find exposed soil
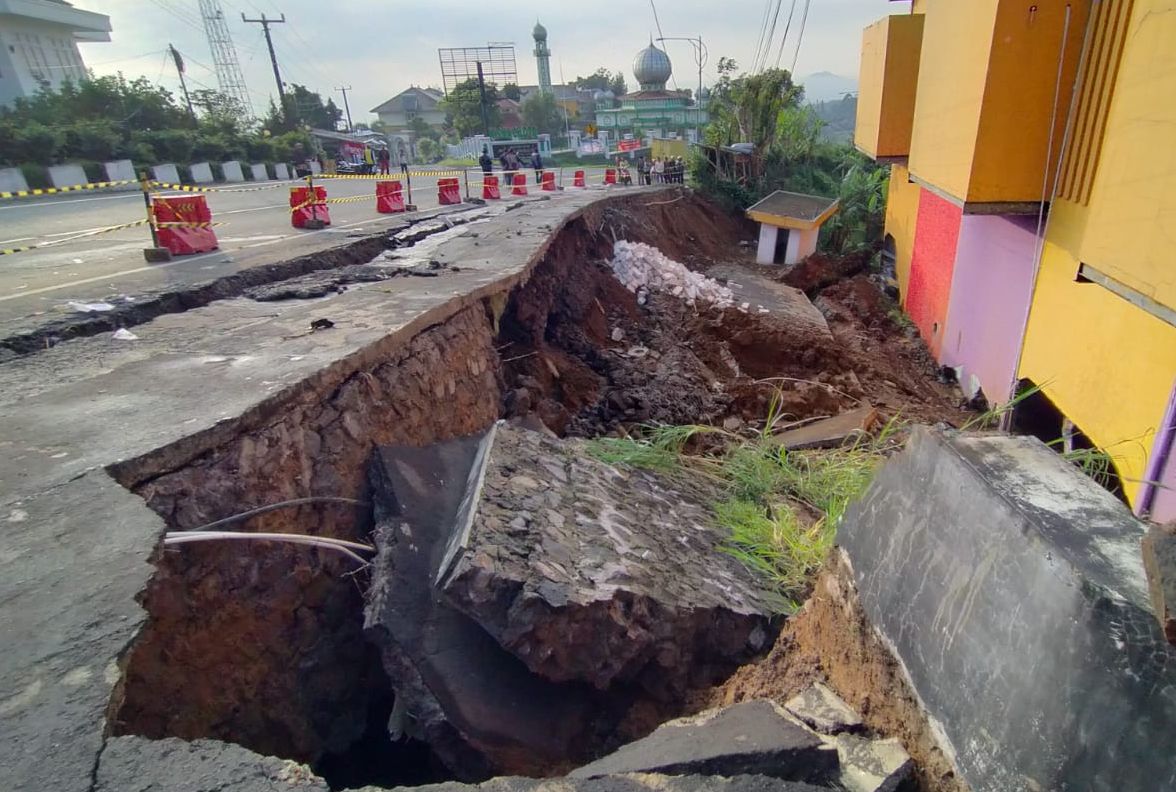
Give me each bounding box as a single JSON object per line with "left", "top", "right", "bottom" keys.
{"left": 705, "top": 552, "right": 969, "bottom": 792}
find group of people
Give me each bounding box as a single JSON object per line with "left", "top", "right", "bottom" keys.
{"left": 482, "top": 146, "right": 546, "bottom": 186}
{"left": 635, "top": 156, "right": 686, "bottom": 185}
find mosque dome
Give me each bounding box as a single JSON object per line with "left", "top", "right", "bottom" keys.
{"left": 633, "top": 43, "right": 672, "bottom": 90}
{"left": 533, "top": 21, "right": 547, "bottom": 40}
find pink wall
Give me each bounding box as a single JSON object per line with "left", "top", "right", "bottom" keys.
{"left": 1143, "top": 380, "right": 1176, "bottom": 522}
{"left": 941, "top": 214, "right": 1039, "bottom": 404}
{"left": 907, "top": 190, "right": 963, "bottom": 358}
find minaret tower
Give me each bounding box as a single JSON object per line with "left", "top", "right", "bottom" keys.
{"left": 533, "top": 21, "right": 552, "bottom": 93}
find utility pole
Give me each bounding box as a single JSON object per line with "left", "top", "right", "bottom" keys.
{"left": 476, "top": 61, "right": 491, "bottom": 136}
{"left": 335, "top": 85, "right": 353, "bottom": 131}
{"left": 241, "top": 12, "right": 289, "bottom": 121}
{"left": 168, "top": 43, "right": 196, "bottom": 122}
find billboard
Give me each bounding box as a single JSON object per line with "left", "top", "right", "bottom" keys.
{"left": 438, "top": 45, "right": 518, "bottom": 94}
{"left": 617, "top": 139, "right": 641, "bottom": 152}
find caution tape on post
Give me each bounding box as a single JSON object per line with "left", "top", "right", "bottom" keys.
{"left": 0, "top": 179, "right": 139, "bottom": 200}
{"left": 315, "top": 170, "right": 464, "bottom": 180}
{"left": 322, "top": 194, "right": 378, "bottom": 205}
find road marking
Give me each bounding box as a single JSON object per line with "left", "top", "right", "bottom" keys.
{"left": 0, "top": 216, "right": 393, "bottom": 302}
{"left": 0, "top": 237, "right": 35, "bottom": 245}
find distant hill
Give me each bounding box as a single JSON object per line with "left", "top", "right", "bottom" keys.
{"left": 799, "top": 71, "right": 858, "bottom": 103}
{"left": 810, "top": 95, "right": 857, "bottom": 145}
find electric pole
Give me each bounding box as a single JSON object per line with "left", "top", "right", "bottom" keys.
{"left": 476, "top": 61, "right": 490, "bottom": 136}
{"left": 168, "top": 43, "right": 196, "bottom": 122}
{"left": 336, "top": 85, "right": 353, "bottom": 131}
{"left": 241, "top": 12, "right": 289, "bottom": 122}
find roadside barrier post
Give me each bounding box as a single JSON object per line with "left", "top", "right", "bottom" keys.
{"left": 140, "top": 170, "right": 172, "bottom": 263}
{"left": 463, "top": 170, "right": 471, "bottom": 201}
{"left": 406, "top": 172, "right": 416, "bottom": 211}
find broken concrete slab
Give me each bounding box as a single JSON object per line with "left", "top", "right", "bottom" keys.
{"left": 831, "top": 735, "right": 913, "bottom": 792}
{"left": 361, "top": 775, "right": 831, "bottom": 792}
{"left": 707, "top": 264, "right": 831, "bottom": 340}
{"left": 0, "top": 471, "right": 162, "bottom": 792}
{"left": 1142, "top": 522, "right": 1176, "bottom": 645}
{"left": 94, "top": 736, "right": 328, "bottom": 792}
{"left": 784, "top": 683, "right": 863, "bottom": 735}
{"left": 363, "top": 428, "right": 613, "bottom": 778}
{"left": 568, "top": 700, "right": 839, "bottom": 784}
{"left": 771, "top": 406, "right": 880, "bottom": 451}
{"left": 438, "top": 423, "right": 774, "bottom": 697}
{"left": 839, "top": 426, "right": 1176, "bottom": 792}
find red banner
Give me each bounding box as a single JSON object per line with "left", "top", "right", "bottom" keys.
{"left": 618, "top": 139, "right": 640, "bottom": 152}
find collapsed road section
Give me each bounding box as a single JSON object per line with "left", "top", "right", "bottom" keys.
{"left": 2, "top": 184, "right": 1173, "bottom": 792}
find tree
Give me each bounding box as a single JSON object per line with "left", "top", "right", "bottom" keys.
{"left": 439, "top": 78, "right": 501, "bottom": 137}
{"left": 704, "top": 67, "right": 802, "bottom": 149}
{"left": 522, "top": 92, "right": 563, "bottom": 135}
{"left": 571, "top": 67, "right": 627, "bottom": 95}
{"left": 503, "top": 83, "right": 522, "bottom": 101}
{"left": 287, "top": 84, "right": 343, "bottom": 130}
{"left": 408, "top": 116, "right": 438, "bottom": 143}
{"left": 417, "top": 137, "right": 440, "bottom": 162}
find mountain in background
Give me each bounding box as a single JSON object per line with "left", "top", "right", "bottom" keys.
{"left": 799, "top": 71, "right": 858, "bottom": 103}
{"left": 810, "top": 95, "right": 858, "bottom": 145}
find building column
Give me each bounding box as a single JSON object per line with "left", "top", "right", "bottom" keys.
{"left": 756, "top": 224, "right": 779, "bottom": 265}
{"left": 782, "top": 227, "right": 819, "bottom": 264}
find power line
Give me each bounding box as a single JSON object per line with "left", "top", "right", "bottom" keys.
{"left": 775, "top": 0, "right": 799, "bottom": 69}
{"left": 791, "top": 0, "right": 813, "bottom": 75}
{"left": 761, "top": 0, "right": 785, "bottom": 73}
{"left": 751, "top": 0, "right": 773, "bottom": 73}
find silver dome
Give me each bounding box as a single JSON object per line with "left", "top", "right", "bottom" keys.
{"left": 533, "top": 21, "right": 547, "bottom": 40}
{"left": 633, "top": 43, "right": 672, "bottom": 90}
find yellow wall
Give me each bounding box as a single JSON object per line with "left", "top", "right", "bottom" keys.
{"left": 968, "top": 0, "right": 1089, "bottom": 203}
{"left": 884, "top": 163, "right": 922, "bottom": 298}
{"left": 907, "top": 0, "right": 996, "bottom": 201}
{"left": 651, "top": 139, "right": 688, "bottom": 159}
{"left": 855, "top": 15, "right": 925, "bottom": 159}
{"left": 1020, "top": 199, "right": 1176, "bottom": 507}
{"left": 1078, "top": 0, "right": 1176, "bottom": 311}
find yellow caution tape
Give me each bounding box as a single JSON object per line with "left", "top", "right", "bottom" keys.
{"left": 150, "top": 181, "right": 292, "bottom": 193}
{"left": 154, "top": 221, "right": 224, "bottom": 228}
{"left": 314, "top": 170, "right": 464, "bottom": 180}
{"left": 0, "top": 179, "right": 139, "bottom": 200}
{"left": 0, "top": 219, "right": 150, "bottom": 256}
{"left": 323, "top": 194, "right": 378, "bottom": 205}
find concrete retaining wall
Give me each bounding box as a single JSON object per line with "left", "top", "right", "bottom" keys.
{"left": 839, "top": 427, "right": 1176, "bottom": 792}
{"left": 151, "top": 164, "right": 180, "bottom": 185}
{"left": 49, "top": 164, "right": 87, "bottom": 189}
{"left": 221, "top": 161, "right": 244, "bottom": 182}
{"left": 250, "top": 163, "right": 268, "bottom": 181}
{"left": 190, "top": 162, "right": 214, "bottom": 184}
{"left": 274, "top": 163, "right": 290, "bottom": 180}
{"left": 0, "top": 167, "right": 28, "bottom": 193}
{"left": 103, "top": 159, "right": 136, "bottom": 183}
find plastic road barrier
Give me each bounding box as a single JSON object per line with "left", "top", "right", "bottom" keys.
{"left": 376, "top": 180, "right": 406, "bottom": 213}
{"left": 151, "top": 195, "right": 218, "bottom": 255}
{"left": 541, "top": 171, "right": 556, "bottom": 192}
{"left": 511, "top": 173, "right": 528, "bottom": 196}
{"left": 604, "top": 168, "right": 617, "bottom": 185}
{"left": 573, "top": 170, "right": 586, "bottom": 188}
{"left": 290, "top": 185, "right": 331, "bottom": 228}
{"left": 438, "top": 177, "right": 462, "bottom": 205}
{"left": 482, "top": 175, "right": 501, "bottom": 200}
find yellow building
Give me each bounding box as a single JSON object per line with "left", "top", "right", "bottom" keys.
{"left": 856, "top": 0, "right": 1176, "bottom": 520}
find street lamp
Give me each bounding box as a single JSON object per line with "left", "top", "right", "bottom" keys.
{"left": 656, "top": 35, "right": 707, "bottom": 108}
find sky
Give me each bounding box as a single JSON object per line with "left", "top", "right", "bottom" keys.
{"left": 78, "top": 0, "right": 905, "bottom": 123}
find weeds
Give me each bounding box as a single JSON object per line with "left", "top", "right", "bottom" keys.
{"left": 587, "top": 406, "right": 899, "bottom": 610}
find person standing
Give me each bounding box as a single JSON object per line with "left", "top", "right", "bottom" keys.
{"left": 378, "top": 147, "right": 390, "bottom": 176}
{"left": 530, "top": 149, "right": 544, "bottom": 184}
{"left": 479, "top": 146, "right": 494, "bottom": 177}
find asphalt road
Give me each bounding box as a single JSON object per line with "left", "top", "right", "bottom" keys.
{"left": 0, "top": 166, "right": 617, "bottom": 341}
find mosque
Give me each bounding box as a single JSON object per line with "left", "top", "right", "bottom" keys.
{"left": 593, "top": 42, "right": 709, "bottom": 141}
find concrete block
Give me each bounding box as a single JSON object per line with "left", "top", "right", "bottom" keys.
{"left": 839, "top": 426, "right": 1176, "bottom": 792}
{"left": 784, "top": 683, "right": 863, "bottom": 735}
{"left": 95, "top": 736, "right": 328, "bottom": 792}
{"left": 189, "top": 162, "right": 214, "bottom": 184}
{"left": 250, "top": 162, "right": 268, "bottom": 181}
{"left": 569, "top": 700, "right": 839, "bottom": 784}
{"left": 48, "top": 164, "right": 87, "bottom": 188}
{"left": 273, "top": 162, "right": 291, "bottom": 180}
{"left": 772, "top": 406, "right": 881, "bottom": 451}
{"left": 151, "top": 163, "right": 180, "bottom": 185}
{"left": 1142, "top": 522, "right": 1176, "bottom": 644}
{"left": 0, "top": 166, "right": 28, "bottom": 193}
{"left": 103, "top": 159, "right": 135, "bottom": 182}
{"left": 309, "top": 160, "right": 322, "bottom": 175}
{"left": 220, "top": 160, "right": 244, "bottom": 182}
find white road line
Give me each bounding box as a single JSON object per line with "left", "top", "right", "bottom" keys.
{"left": 0, "top": 237, "right": 35, "bottom": 245}
{"left": 0, "top": 216, "right": 394, "bottom": 302}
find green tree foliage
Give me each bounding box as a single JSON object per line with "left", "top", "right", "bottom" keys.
{"left": 261, "top": 84, "right": 342, "bottom": 132}
{"left": 522, "top": 92, "right": 563, "bottom": 134}
{"left": 0, "top": 75, "right": 311, "bottom": 171}
{"left": 695, "top": 60, "right": 888, "bottom": 255}
{"left": 417, "top": 137, "right": 440, "bottom": 162}
{"left": 439, "top": 78, "right": 501, "bottom": 137}
{"left": 408, "top": 116, "right": 439, "bottom": 144}
{"left": 571, "top": 67, "right": 626, "bottom": 95}
{"left": 502, "top": 83, "right": 522, "bottom": 101}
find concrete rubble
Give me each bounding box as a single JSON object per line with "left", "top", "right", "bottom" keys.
{"left": 568, "top": 700, "right": 838, "bottom": 784}
{"left": 438, "top": 423, "right": 775, "bottom": 696}
{"left": 1142, "top": 522, "right": 1176, "bottom": 645}
{"left": 610, "top": 240, "right": 735, "bottom": 309}
{"left": 784, "top": 683, "right": 864, "bottom": 735}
